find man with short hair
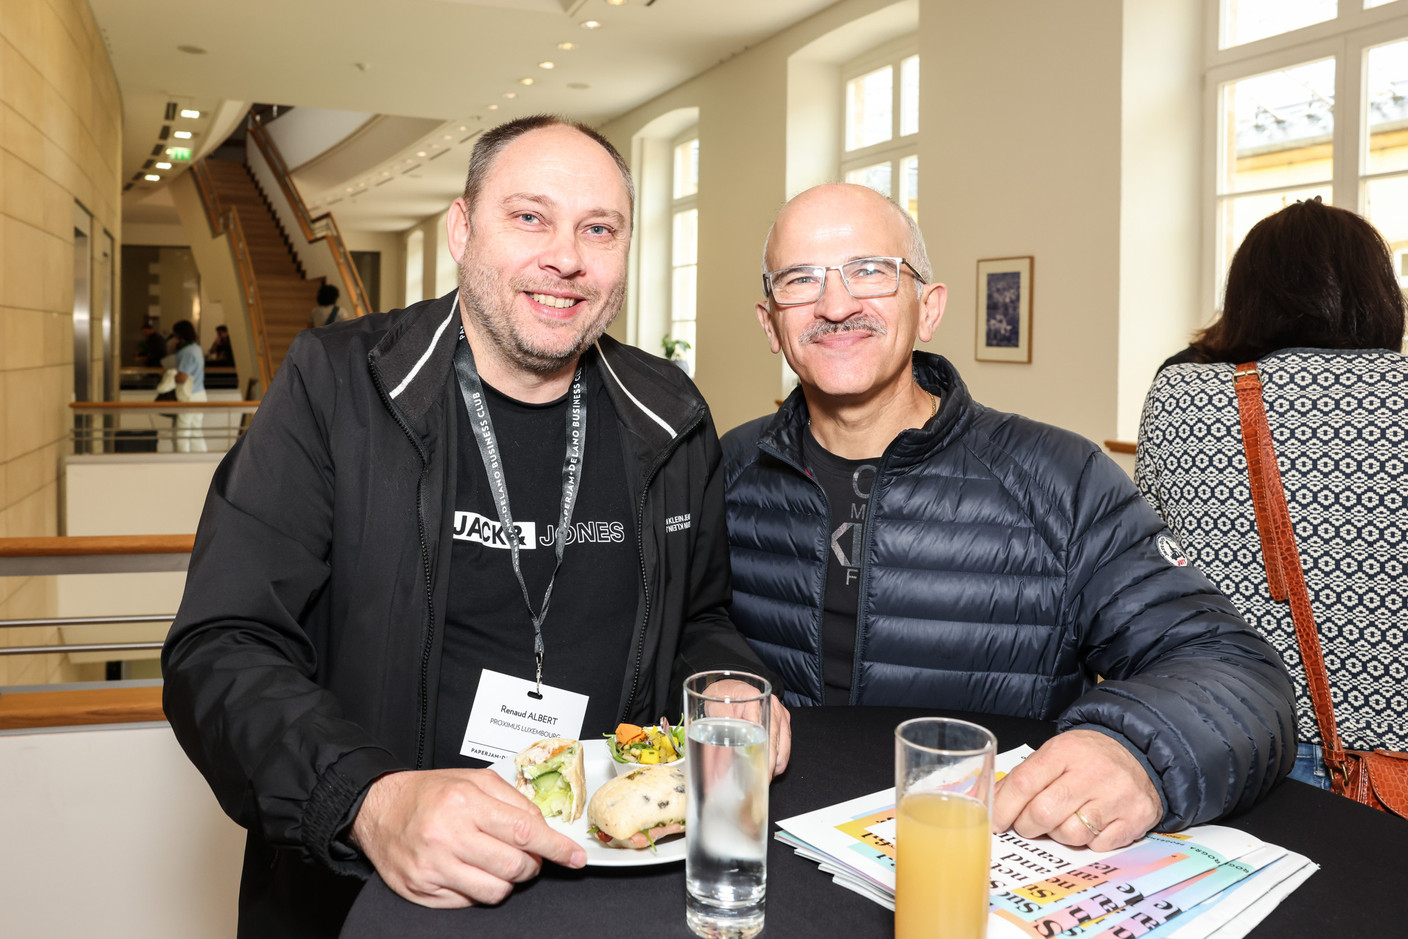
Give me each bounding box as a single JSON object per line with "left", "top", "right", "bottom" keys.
{"left": 723, "top": 183, "right": 1295, "bottom": 852}
{"left": 164, "top": 116, "right": 788, "bottom": 939}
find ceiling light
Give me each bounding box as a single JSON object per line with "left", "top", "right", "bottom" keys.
{"left": 416, "top": 151, "right": 427, "bottom": 157}
{"left": 442, "top": 134, "right": 453, "bottom": 140}
{"left": 606, "top": 0, "right": 626, "bottom": 5}
{"left": 580, "top": 20, "right": 601, "bottom": 29}
{"left": 539, "top": 61, "right": 555, "bottom": 70}
{"left": 155, "top": 161, "right": 172, "bottom": 169}
{"left": 179, "top": 108, "right": 200, "bottom": 119}
{"left": 173, "top": 130, "right": 192, "bottom": 139}
{"left": 459, "top": 125, "right": 468, "bottom": 131}
{"left": 557, "top": 41, "right": 576, "bottom": 51}
{"left": 144, "top": 174, "right": 161, "bottom": 181}
{"left": 488, "top": 104, "right": 499, "bottom": 110}
{"left": 518, "top": 77, "right": 534, "bottom": 85}
{"left": 503, "top": 92, "right": 517, "bottom": 99}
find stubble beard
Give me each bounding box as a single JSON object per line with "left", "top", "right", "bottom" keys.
{"left": 459, "top": 255, "right": 625, "bottom": 375}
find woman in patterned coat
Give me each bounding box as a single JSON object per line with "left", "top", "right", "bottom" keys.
{"left": 1136, "top": 197, "right": 1407, "bottom": 789}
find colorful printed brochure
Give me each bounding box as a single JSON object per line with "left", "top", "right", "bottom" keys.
{"left": 774, "top": 747, "right": 1317, "bottom": 939}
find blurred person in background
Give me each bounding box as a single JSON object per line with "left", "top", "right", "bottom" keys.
{"left": 1137, "top": 197, "right": 1408, "bottom": 789}
{"left": 309, "top": 283, "right": 350, "bottom": 328}
{"left": 170, "top": 319, "right": 207, "bottom": 453}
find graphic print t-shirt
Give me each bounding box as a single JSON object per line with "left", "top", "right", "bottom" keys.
{"left": 434, "top": 352, "right": 637, "bottom": 768}
{"left": 803, "top": 430, "right": 879, "bottom": 705}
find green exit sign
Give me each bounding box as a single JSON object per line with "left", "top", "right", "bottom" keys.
{"left": 166, "top": 147, "right": 193, "bottom": 161}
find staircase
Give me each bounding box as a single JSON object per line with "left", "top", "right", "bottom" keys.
{"left": 200, "top": 159, "right": 322, "bottom": 374}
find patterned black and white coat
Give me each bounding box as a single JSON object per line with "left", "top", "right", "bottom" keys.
{"left": 1136, "top": 347, "right": 1408, "bottom": 752}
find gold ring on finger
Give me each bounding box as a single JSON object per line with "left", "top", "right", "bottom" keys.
{"left": 1073, "top": 808, "right": 1102, "bottom": 837}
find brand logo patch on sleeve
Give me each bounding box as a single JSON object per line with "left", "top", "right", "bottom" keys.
{"left": 1156, "top": 533, "right": 1189, "bottom": 567}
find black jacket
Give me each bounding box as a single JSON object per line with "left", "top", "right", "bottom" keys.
{"left": 722, "top": 352, "right": 1296, "bottom": 831}
{"left": 162, "top": 292, "right": 774, "bottom": 938}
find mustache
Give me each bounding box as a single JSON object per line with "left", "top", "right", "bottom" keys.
{"left": 798, "top": 316, "right": 889, "bottom": 345}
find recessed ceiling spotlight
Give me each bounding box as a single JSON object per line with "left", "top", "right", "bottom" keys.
{"left": 144, "top": 174, "right": 161, "bottom": 181}
{"left": 416, "top": 151, "right": 427, "bottom": 157}
{"left": 539, "top": 61, "right": 555, "bottom": 70}
{"left": 459, "top": 125, "right": 468, "bottom": 131}
{"left": 179, "top": 108, "right": 201, "bottom": 119}
{"left": 405, "top": 158, "right": 414, "bottom": 164}
{"left": 173, "top": 130, "right": 192, "bottom": 139}
{"left": 567, "top": 82, "right": 590, "bottom": 90}
{"left": 177, "top": 44, "right": 206, "bottom": 54}
{"left": 488, "top": 104, "right": 500, "bottom": 110}
{"left": 442, "top": 134, "right": 453, "bottom": 140}
{"left": 382, "top": 171, "right": 391, "bottom": 176}
{"left": 155, "top": 161, "right": 172, "bottom": 169}
{"left": 503, "top": 91, "right": 517, "bottom": 99}
{"left": 580, "top": 20, "right": 601, "bottom": 29}
{"left": 606, "top": 0, "right": 626, "bottom": 5}
{"left": 557, "top": 41, "right": 576, "bottom": 51}
{"left": 518, "top": 77, "right": 534, "bottom": 85}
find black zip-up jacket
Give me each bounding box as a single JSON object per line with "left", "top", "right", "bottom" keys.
{"left": 722, "top": 352, "right": 1296, "bottom": 832}
{"left": 162, "top": 292, "right": 775, "bottom": 938}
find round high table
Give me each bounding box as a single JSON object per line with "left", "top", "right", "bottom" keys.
{"left": 340, "top": 706, "right": 1406, "bottom": 938}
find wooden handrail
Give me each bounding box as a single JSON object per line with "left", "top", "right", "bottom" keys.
{"left": 0, "top": 535, "right": 195, "bottom": 558}
{"left": 1104, "top": 440, "right": 1136, "bottom": 455}
{"left": 0, "top": 686, "right": 165, "bottom": 730}
{"left": 69, "top": 401, "right": 258, "bottom": 410}
{"left": 247, "top": 118, "right": 372, "bottom": 321}
{"left": 190, "top": 159, "right": 275, "bottom": 393}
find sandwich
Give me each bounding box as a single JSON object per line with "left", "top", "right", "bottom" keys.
{"left": 514, "top": 737, "right": 586, "bottom": 823}
{"left": 586, "top": 764, "right": 687, "bottom": 849}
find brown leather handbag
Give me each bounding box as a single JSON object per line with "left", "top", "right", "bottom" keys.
{"left": 1235, "top": 362, "right": 1408, "bottom": 818}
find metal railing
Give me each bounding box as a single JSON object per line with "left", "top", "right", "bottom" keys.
{"left": 0, "top": 534, "right": 193, "bottom": 658}
{"left": 68, "top": 400, "right": 259, "bottom": 454}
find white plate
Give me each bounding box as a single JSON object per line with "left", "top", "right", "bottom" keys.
{"left": 490, "top": 739, "right": 687, "bottom": 867}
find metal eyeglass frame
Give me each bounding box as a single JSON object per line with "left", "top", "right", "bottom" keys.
{"left": 762, "top": 256, "right": 927, "bottom": 306}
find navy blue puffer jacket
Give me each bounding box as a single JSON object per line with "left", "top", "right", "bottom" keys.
{"left": 722, "top": 353, "right": 1296, "bottom": 829}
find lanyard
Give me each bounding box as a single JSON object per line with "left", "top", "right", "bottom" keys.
{"left": 452, "top": 327, "right": 586, "bottom": 695}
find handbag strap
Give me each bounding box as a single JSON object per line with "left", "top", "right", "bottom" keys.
{"left": 1233, "top": 362, "right": 1351, "bottom": 789}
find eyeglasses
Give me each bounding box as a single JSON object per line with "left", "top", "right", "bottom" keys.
{"left": 762, "top": 256, "right": 926, "bottom": 306}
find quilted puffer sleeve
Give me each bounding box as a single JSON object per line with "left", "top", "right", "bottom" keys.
{"left": 1057, "top": 449, "right": 1296, "bottom": 830}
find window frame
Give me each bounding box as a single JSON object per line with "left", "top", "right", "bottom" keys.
{"left": 840, "top": 37, "right": 920, "bottom": 215}
{"left": 667, "top": 129, "right": 700, "bottom": 377}
{"left": 1203, "top": 0, "right": 1408, "bottom": 307}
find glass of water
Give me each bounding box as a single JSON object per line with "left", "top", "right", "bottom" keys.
{"left": 683, "top": 670, "right": 771, "bottom": 939}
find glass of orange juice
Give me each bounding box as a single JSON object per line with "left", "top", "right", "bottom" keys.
{"left": 894, "top": 717, "right": 997, "bottom": 939}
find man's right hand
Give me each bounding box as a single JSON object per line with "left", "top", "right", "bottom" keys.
{"left": 351, "top": 768, "right": 586, "bottom": 908}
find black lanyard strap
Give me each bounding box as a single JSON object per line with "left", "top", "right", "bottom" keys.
{"left": 453, "top": 321, "right": 585, "bottom": 694}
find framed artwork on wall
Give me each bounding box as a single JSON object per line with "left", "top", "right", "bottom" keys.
{"left": 975, "top": 256, "right": 1033, "bottom": 363}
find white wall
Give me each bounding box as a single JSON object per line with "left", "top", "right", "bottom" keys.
{"left": 0, "top": 723, "right": 244, "bottom": 939}
{"left": 600, "top": 0, "right": 1143, "bottom": 444}
{"left": 599, "top": 0, "right": 1210, "bottom": 450}
{"left": 1118, "top": 0, "right": 1204, "bottom": 441}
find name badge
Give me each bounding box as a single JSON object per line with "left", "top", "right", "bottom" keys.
{"left": 459, "top": 668, "right": 588, "bottom": 764}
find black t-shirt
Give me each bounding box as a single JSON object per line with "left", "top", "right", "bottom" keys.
{"left": 434, "top": 352, "right": 638, "bottom": 768}
{"left": 803, "top": 429, "right": 880, "bottom": 705}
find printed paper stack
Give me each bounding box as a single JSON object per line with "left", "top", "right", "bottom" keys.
{"left": 774, "top": 747, "right": 1317, "bottom": 939}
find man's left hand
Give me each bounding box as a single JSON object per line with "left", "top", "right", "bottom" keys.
{"left": 698, "top": 679, "right": 792, "bottom": 779}
{"left": 991, "top": 728, "right": 1161, "bottom": 851}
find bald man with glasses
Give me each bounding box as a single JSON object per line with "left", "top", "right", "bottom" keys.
{"left": 721, "top": 183, "right": 1296, "bottom": 852}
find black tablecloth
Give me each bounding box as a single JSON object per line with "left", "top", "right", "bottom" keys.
{"left": 340, "top": 707, "right": 1407, "bottom": 938}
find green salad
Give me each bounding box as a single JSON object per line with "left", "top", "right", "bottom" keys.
{"left": 605, "top": 718, "right": 686, "bottom": 765}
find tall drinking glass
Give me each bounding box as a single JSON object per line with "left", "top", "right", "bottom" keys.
{"left": 894, "top": 717, "right": 997, "bottom": 939}
{"left": 683, "top": 670, "right": 771, "bottom": 939}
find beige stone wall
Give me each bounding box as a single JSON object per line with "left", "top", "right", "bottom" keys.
{"left": 1, "top": 0, "right": 122, "bottom": 685}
